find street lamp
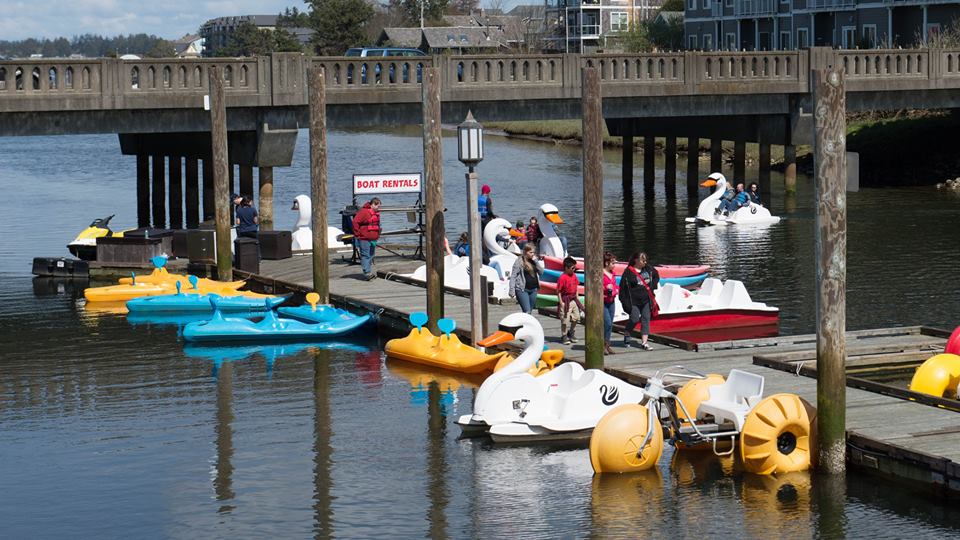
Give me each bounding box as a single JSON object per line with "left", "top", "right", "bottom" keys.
{"left": 457, "top": 111, "right": 485, "bottom": 346}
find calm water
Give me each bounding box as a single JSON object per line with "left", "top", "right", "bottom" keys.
{"left": 2, "top": 130, "right": 960, "bottom": 538}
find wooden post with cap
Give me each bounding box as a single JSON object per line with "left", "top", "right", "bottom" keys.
{"left": 209, "top": 65, "right": 232, "bottom": 282}
{"left": 582, "top": 67, "right": 604, "bottom": 370}
{"left": 422, "top": 66, "right": 444, "bottom": 333}
{"left": 308, "top": 67, "right": 329, "bottom": 303}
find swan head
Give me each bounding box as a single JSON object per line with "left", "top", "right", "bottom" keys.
{"left": 483, "top": 217, "right": 515, "bottom": 254}
{"left": 700, "top": 172, "right": 727, "bottom": 189}
{"left": 292, "top": 195, "right": 311, "bottom": 228}
{"left": 477, "top": 313, "right": 544, "bottom": 351}
{"left": 538, "top": 203, "right": 564, "bottom": 225}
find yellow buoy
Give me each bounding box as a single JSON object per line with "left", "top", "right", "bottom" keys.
{"left": 739, "top": 393, "right": 815, "bottom": 475}
{"left": 909, "top": 353, "right": 960, "bottom": 399}
{"left": 589, "top": 404, "right": 664, "bottom": 473}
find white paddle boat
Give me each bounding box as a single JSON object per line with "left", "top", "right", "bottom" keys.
{"left": 291, "top": 194, "right": 350, "bottom": 251}
{"left": 483, "top": 217, "right": 522, "bottom": 279}
{"left": 456, "top": 313, "right": 645, "bottom": 443}
{"left": 686, "top": 173, "right": 780, "bottom": 226}
{"left": 537, "top": 203, "right": 567, "bottom": 258}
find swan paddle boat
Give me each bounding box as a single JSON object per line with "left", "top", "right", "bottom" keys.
{"left": 385, "top": 313, "right": 512, "bottom": 374}
{"left": 291, "top": 194, "right": 350, "bottom": 251}
{"left": 182, "top": 298, "right": 371, "bottom": 343}
{"left": 536, "top": 204, "right": 567, "bottom": 258}
{"left": 125, "top": 278, "right": 287, "bottom": 314}
{"left": 590, "top": 366, "right": 815, "bottom": 476}
{"left": 686, "top": 172, "right": 781, "bottom": 226}
{"left": 277, "top": 292, "right": 365, "bottom": 324}
{"left": 484, "top": 218, "right": 522, "bottom": 278}
{"left": 455, "top": 313, "right": 646, "bottom": 443}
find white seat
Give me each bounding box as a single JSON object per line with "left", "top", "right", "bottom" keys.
{"left": 696, "top": 369, "right": 764, "bottom": 431}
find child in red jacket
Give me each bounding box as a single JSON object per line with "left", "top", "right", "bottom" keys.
{"left": 556, "top": 257, "right": 583, "bottom": 344}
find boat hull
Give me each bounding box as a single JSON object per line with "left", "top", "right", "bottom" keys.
{"left": 541, "top": 256, "right": 708, "bottom": 278}
{"left": 647, "top": 309, "right": 779, "bottom": 334}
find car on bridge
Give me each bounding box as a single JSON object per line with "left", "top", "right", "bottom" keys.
{"left": 344, "top": 47, "right": 426, "bottom": 84}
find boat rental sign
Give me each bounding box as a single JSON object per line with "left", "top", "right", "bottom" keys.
{"left": 353, "top": 173, "right": 422, "bottom": 195}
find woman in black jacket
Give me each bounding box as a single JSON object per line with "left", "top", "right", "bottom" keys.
{"left": 617, "top": 251, "right": 659, "bottom": 350}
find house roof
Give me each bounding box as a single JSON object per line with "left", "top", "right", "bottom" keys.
{"left": 378, "top": 27, "right": 424, "bottom": 48}
{"left": 421, "top": 26, "right": 506, "bottom": 49}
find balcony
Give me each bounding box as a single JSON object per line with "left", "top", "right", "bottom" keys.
{"left": 807, "top": 0, "right": 855, "bottom": 10}
{"left": 735, "top": 0, "right": 776, "bottom": 16}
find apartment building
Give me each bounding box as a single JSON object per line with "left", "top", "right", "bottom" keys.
{"left": 546, "top": 0, "right": 664, "bottom": 52}
{"left": 684, "top": 0, "right": 960, "bottom": 51}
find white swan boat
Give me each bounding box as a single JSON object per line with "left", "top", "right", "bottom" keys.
{"left": 484, "top": 217, "right": 522, "bottom": 278}
{"left": 537, "top": 203, "right": 567, "bottom": 258}
{"left": 456, "top": 313, "right": 646, "bottom": 443}
{"left": 686, "top": 173, "right": 781, "bottom": 226}
{"left": 291, "top": 194, "right": 350, "bottom": 251}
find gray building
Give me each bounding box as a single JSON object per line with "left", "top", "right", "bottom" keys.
{"left": 199, "top": 15, "right": 313, "bottom": 56}
{"left": 547, "top": 0, "right": 664, "bottom": 52}
{"left": 684, "top": 0, "right": 960, "bottom": 51}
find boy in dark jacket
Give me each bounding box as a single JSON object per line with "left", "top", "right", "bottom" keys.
{"left": 352, "top": 197, "right": 381, "bottom": 280}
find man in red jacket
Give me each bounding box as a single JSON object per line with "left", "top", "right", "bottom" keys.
{"left": 352, "top": 197, "right": 382, "bottom": 280}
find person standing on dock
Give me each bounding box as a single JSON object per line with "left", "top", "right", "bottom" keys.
{"left": 619, "top": 252, "right": 659, "bottom": 351}
{"left": 235, "top": 197, "right": 259, "bottom": 239}
{"left": 353, "top": 197, "right": 382, "bottom": 280}
{"left": 478, "top": 184, "right": 495, "bottom": 229}
{"left": 557, "top": 257, "right": 583, "bottom": 345}
{"left": 602, "top": 251, "right": 619, "bottom": 356}
{"left": 509, "top": 244, "right": 542, "bottom": 314}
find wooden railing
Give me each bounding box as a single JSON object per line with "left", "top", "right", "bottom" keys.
{"left": 2, "top": 47, "right": 960, "bottom": 113}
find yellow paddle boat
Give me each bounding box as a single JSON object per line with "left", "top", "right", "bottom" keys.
{"left": 85, "top": 274, "right": 271, "bottom": 303}
{"left": 117, "top": 257, "right": 245, "bottom": 290}
{"left": 385, "top": 314, "right": 510, "bottom": 374}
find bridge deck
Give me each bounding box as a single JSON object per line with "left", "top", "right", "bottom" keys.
{"left": 246, "top": 252, "right": 960, "bottom": 494}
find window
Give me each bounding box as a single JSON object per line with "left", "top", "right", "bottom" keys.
{"left": 702, "top": 0, "right": 709, "bottom": 8}
{"left": 841, "top": 26, "right": 856, "bottom": 48}
{"left": 703, "top": 33, "right": 714, "bottom": 49}
{"left": 797, "top": 27, "right": 809, "bottom": 48}
{"left": 725, "top": 0, "right": 733, "bottom": 7}
{"left": 725, "top": 32, "right": 737, "bottom": 50}
{"left": 688, "top": 0, "right": 696, "bottom": 9}
{"left": 688, "top": 34, "right": 698, "bottom": 49}
{"left": 611, "top": 12, "right": 629, "bottom": 32}
{"left": 780, "top": 31, "right": 791, "bottom": 49}
{"left": 863, "top": 24, "right": 877, "bottom": 48}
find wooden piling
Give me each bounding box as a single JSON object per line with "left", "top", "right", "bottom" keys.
{"left": 686, "top": 136, "right": 700, "bottom": 191}
{"left": 733, "top": 140, "right": 746, "bottom": 182}
{"left": 664, "top": 136, "right": 677, "bottom": 188}
{"left": 784, "top": 144, "right": 798, "bottom": 194}
{"left": 710, "top": 138, "right": 723, "bottom": 173}
{"left": 202, "top": 158, "right": 214, "bottom": 221}
{"left": 151, "top": 154, "right": 165, "bottom": 228}
{"left": 209, "top": 65, "right": 232, "bottom": 282}
{"left": 239, "top": 165, "right": 253, "bottom": 199}
{"left": 813, "top": 67, "right": 847, "bottom": 475}
{"left": 169, "top": 155, "right": 183, "bottom": 229}
{"left": 258, "top": 167, "right": 273, "bottom": 231}
{"left": 185, "top": 157, "right": 199, "bottom": 228}
{"left": 136, "top": 153, "right": 150, "bottom": 228}
{"left": 582, "top": 67, "right": 604, "bottom": 369}
{"left": 308, "top": 67, "right": 329, "bottom": 303}
{"left": 622, "top": 133, "right": 634, "bottom": 191}
{"left": 758, "top": 143, "right": 771, "bottom": 196}
{"left": 643, "top": 136, "right": 655, "bottom": 192}
{"left": 422, "top": 66, "right": 444, "bottom": 332}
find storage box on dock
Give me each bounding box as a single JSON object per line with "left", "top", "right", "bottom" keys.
{"left": 96, "top": 236, "right": 164, "bottom": 264}
{"left": 32, "top": 257, "right": 89, "bottom": 277}
{"left": 187, "top": 230, "right": 216, "bottom": 263}
{"left": 171, "top": 230, "right": 189, "bottom": 259}
{"left": 124, "top": 228, "right": 174, "bottom": 255}
{"left": 234, "top": 237, "right": 259, "bottom": 273}
{"left": 258, "top": 230, "right": 292, "bottom": 260}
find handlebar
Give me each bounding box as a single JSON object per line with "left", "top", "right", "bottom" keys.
{"left": 652, "top": 365, "right": 707, "bottom": 382}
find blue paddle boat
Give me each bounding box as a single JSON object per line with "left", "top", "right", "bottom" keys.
{"left": 182, "top": 298, "right": 371, "bottom": 343}
{"left": 540, "top": 268, "right": 708, "bottom": 288}
{"left": 277, "top": 292, "right": 363, "bottom": 324}
{"left": 126, "top": 277, "right": 288, "bottom": 314}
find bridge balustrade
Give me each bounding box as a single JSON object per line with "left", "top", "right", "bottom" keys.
{"left": 586, "top": 54, "right": 684, "bottom": 83}
{"left": 0, "top": 59, "right": 101, "bottom": 95}
{"left": 839, "top": 50, "right": 928, "bottom": 78}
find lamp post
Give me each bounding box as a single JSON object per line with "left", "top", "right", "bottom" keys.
{"left": 458, "top": 111, "right": 484, "bottom": 346}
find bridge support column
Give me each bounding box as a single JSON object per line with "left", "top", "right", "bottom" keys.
{"left": 137, "top": 154, "right": 150, "bottom": 228}
{"left": 664, "top": 137, "right": 677, "bottom": 188}
{"left": 686, "top": 136, "right": 700, "bottom": 190}
{"left": 239, "top": 165, "right": 254, "bottom": 199}
{"left": 152, "top": 154, "right": 166, "bottom": 229}
{"left": 643, "top": 136, "right": 655, "bottom": 192}
{"left": 784, "top": 144, "right": 797, "bottom": 194}
{"left": 622, "top": 133, "right": 634, "bottom": 192}
{"left": 169, "top": 156, "right": 183, "bottom": 229}
{"left": 258, "top": 167, "right": 274, "bottom": 231}
{"left": 733, "top": 140, "right": 746, "bottom": 182}
{"left": 185, "top": 158, "right": 199, "bottom": 229}
{"left": 710, "top": 138, "right": 723, "bottom": 173}
{"left": 758, "top": 143, "right": 771, "bottom": 198}
{"left": 202, "top": 158, "right": 214, "bottom": 221}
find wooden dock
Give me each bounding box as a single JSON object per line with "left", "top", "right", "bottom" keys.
{"left": 242, "top": 252, "right": 960, "bottom": 495}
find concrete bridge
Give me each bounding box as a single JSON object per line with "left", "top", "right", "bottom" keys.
{"left": 2, "top": 47, "right": 958, "bottom": 228}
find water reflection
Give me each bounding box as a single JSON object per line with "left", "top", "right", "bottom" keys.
{"left": 313, "top": 348, "right": 334, "bottom": 539}
{"left": 213, "top": 361, "right": 235, "bottom": 513}
{"left": 385, "top": 359, "right": 485, "bottom": 416}
{"left": 742, "top": 471, "right": 813, "bottom": 538}
{"left": 426, "top": 381, "right": 449, "bottom": 539}
{"left": 590, "top": 469, "right": 664, "bottom": 538}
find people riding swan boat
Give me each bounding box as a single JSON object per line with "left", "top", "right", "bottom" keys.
{"left": 687, "top": 173, "right": 780, "bottom": 226}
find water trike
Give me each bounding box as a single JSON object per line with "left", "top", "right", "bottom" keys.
{"left": 541, "top": 256, "right": 709, "bottom": 279}
{"left": 908, "top": 327, "right": 960, "bottom": 398}
{"left": 182, "top": 299, "right": 371, "bottom": 343}
{"left": 455, "top": 313, "right": 646, "bottom": 443}
{"left": 291, "top": 195, "right": 350, "bottom": 251}
{"left": 68, "top": 214, "right": 130, "bottom": 260}
{"left": 385, "top": 313, "right": 512, "bottom": 374}
{"left": 125, "top": 280, "right": 287, "bottom": 314}
{"left": 686, "top": 173, "right": 781, "bottom": 226}
{"left": 590, "top": 366, "right": 815, "bottom": 475}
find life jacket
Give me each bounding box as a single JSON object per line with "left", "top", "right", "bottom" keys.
{"left": 353, "top": 203, "right": 381, "bottom": 241}
{"left": 478, "top": 194, "right": 490, "bottom": 218}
